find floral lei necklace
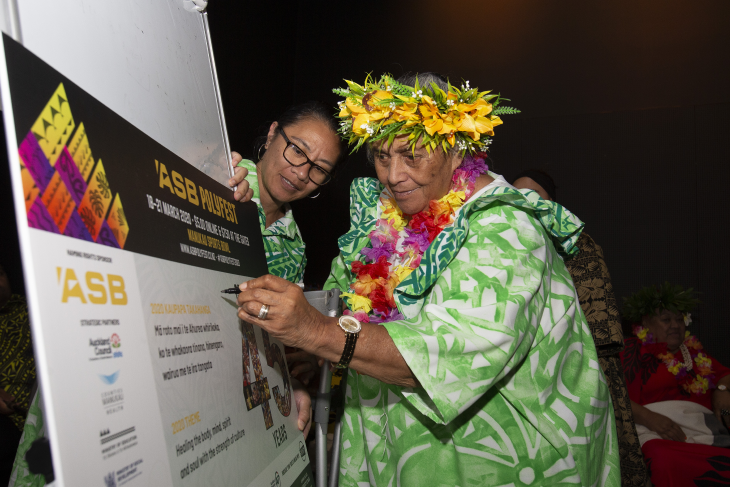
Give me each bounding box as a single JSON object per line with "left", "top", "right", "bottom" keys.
{"left": 634, "top": 322, "right": 716, "bottom": 395}
{"left": 341, "top": 153, "right": 489, "bottom": 324}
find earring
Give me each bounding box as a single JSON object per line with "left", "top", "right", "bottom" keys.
{"left": 257, "top": 144, "right": 267, "bottom": 161}
{"left": 309, "top": 191, "right": 321, "bottom": 199}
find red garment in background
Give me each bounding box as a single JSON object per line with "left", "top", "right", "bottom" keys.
{"left": 643, "top": 440, "right": 730, "bottom": 486}
{"left": 620, "top": 337, "right": 730, "bottom": 487}
{"left": 620, "top": 337, "right": 730, "bottom": 411}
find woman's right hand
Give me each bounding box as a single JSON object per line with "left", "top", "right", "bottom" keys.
{"left": 228, "top": 151, "right": 253, "bottom": 203}
{"left": 644, "top": 411, "right": 686, "bottom": 442}
{"left": 0, "top": 389, "right": 17, "bottom": 415}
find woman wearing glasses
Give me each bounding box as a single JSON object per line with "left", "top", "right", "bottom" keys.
{"left": 227, "top": 102, "right": 344, "bottom": 438}
{"left": 229, "top": 101, "right": 344, "bottom": 284}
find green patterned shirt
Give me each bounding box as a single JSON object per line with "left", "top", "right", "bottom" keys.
{"left": 238, "top": 159, "right": 307, "bottom": 284}
{"left": 324, "top": 174, "right": 620, "bottom": 487}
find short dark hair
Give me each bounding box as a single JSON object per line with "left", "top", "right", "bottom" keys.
{"left": 253, "top": 101, "right": 346, "bottom": 170}
{"left": 512, "top": 168, "right": 557, "bottom": 201}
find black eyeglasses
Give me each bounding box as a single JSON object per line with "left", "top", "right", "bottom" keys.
{"left": 278, "top": 128, "right": 332, "bottom": 186}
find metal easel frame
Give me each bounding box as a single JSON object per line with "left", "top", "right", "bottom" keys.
{"left": 303, "top": 289, "right": 345, "bottom": 487}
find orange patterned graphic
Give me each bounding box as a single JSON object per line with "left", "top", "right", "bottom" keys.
{"left": 78, "top": 160, "right": 113, "bottom": 240}
{"left": 40, "top": 172, "right": 75, "bottom": 233}
{"left": 19, "top": 160, "right": 40, "bottom": 213}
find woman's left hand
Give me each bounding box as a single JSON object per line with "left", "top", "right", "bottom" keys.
{"left": 713, "top": 387, "right": 730, "bottom": 426}
{"left": 292, "top": 378, "right": 312, "bottom": 438}
{"left": 228, "top": 151, "right": 253, "bottom": 202}
{"left": 236, "top": 275, "right": 325, "bottom": 351}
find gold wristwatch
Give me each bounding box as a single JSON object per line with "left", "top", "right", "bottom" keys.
{"left": 333, "top": 315, "right": 361, "bottom": 369}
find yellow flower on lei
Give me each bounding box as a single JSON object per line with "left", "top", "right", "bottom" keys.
{"left": 340, "top": 292, "right": 373, "bottom": 314}
{"left": 441, "top": 191, "right": 466, "bottom": 211}
{"left": 667, "top": 362, "right": 683, "bottom": 375}
{"left": 381, "top": 198, "right": 407, "bottom": 231}
{"left": 689, "top": 376, "right": 710, "bottom": 394}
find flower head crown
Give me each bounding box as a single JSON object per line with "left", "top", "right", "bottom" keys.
{"left": 333, "top": 73, "right": 519, "bottom": 154}
{"left": 623, "top": 282, "right": 700, "bottom": 323}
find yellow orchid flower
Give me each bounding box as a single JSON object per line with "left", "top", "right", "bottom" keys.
{"left": 363, "top": 90, "right": 394, "bottom": 111}
{"left": 346, "top": 97, "right": 367, "bottom": 114}
{"left": 456, "top": 113, "right": 478, "bottom": 140}
{"left": 340, "top": 292, "right": 373, "bottom": 313}
{"left": 423, "top": 116, "right": 444, "bottom": 136}
{"left": 458, "top": 99, "right": 493, "bottom": 117}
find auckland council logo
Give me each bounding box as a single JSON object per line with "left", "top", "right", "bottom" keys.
{"left": 89, "top": 333, "right": 122, "bottom": 360}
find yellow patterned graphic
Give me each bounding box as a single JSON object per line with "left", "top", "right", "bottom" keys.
{"left": 30, "top": 83, "right": 75, "bottom": 166}
{"left": 106, "top": 194, "right": 129, "bottom": 249}
{"left": 67, "top": 122, "right": 94, "bottom": 181}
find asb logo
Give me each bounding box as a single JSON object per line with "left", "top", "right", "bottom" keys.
{"left": 57, "top": 267, "right": 128, "bottom": 305}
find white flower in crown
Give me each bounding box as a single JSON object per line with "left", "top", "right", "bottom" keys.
{"left": 684, "top": 313, "right": 692, "bottom": 327}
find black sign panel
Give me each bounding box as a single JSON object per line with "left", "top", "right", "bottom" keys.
{"left": 4, "top": 33, "right": 267, "bottom": 277}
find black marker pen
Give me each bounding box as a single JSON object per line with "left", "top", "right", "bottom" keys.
{"left": 221, "top": 285, "right": 241, "bottom": 295}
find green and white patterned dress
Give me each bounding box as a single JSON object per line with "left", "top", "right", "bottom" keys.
{"left": 324, "top": 174, "right": 621, "bottom": 487}
{"left": 239, "top": 159, "right": 307, "bottom": 284}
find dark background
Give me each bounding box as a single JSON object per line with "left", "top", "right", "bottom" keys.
{"left": 2, "top": 0, "right": 729, "bottom": 360}
{"left": 206, "top": 0, "right": 730, "bottom": 362}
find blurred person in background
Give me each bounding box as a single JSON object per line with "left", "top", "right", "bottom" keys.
{"left": 622, "top": 283, "right": 730, "bottom": 486}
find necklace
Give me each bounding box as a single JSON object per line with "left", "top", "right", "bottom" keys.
{"left": 341, "top": 153, "right": 489, "bottom": 324}
{"left": 633, "top": 326, "right": 717, "bottom": 395}
{"left": 679, "top": 344, "right": 693, "bottom": 370}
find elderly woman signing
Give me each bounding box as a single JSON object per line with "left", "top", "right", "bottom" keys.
{"left": 237, "top": 73, "right": 620, "bottom": 486}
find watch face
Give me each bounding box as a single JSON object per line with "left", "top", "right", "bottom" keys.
{"left": 339, "top": 316, "right": 362, "bottom": 333}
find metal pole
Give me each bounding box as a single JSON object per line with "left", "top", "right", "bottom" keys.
{"left": 314, "top": 361, "right": 332, "bottom": 487}
{"left": 328, "top": 370, "right": 347, "bottom": 487}
{"left": 303, "top": 290, "right": 341, "bottom": 487}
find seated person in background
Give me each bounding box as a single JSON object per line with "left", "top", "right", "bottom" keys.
{"left": 0, "top": 263, "right": 36, "bottom": 487}
{"left": 512, "top": 170, "right": 649, "bottom": 487}
{"left": 621, "top": 282, "right": 730, "bottom": 486}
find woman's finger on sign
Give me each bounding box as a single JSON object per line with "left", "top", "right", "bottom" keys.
{"left": 229, "top": 151, "right": 253, "bottom": 202}
{"left": 292, "top": 379, "right": 312, "bottom": 437}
